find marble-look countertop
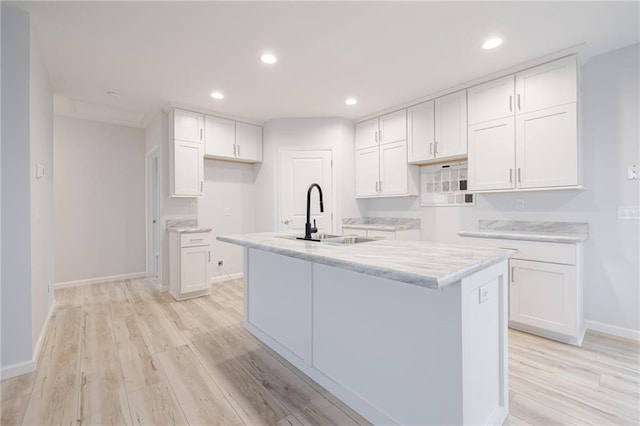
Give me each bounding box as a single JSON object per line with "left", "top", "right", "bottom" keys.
{"left": 342, "top": 217, "right": 421, "bottom": 231}
{"left": 166, "top": 219, "right": 212, "bottom": 234}
{"left": 218, "top": 232, "right": 513, "bottom": 290}
{"left": 459, "top": 220, "right": 588, "bottom": 244}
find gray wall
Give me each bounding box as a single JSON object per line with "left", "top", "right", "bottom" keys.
{"left": 362, "top": 44, "right": 640, "bottom": 333}
{"left": 54, "top": 116, "right": 146, "bottom": 284}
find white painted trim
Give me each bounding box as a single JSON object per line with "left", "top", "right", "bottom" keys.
{"left": 32, "top": 300, "right": 57, "bottom": 366}
{"left": 55, "top": 272, "right": 146, "bottom": 289}
{"left": 211, "top": 272, "right": 243, "bottom": 284}
{"left": 586, "top": 320, "right": 640, "bottom": 342}
{"left": 145, "top": 146, "right": 159, "bottom": 279}
{"left": 0, "top": 360, "right": 35, "bottom": 381}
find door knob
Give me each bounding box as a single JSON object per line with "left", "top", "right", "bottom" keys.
{"left": 282, "top": 219, "right": 291, "bottom": 225}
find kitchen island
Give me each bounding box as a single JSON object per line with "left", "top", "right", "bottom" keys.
{"left": 218, "top": 232, "right": 514, "bottom": 425}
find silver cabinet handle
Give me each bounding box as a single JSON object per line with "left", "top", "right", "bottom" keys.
{"left": 201, "top": 181, "right": 203, "bottom": 192}
{"left": 374, "top": 131, "right": 378, "bottom": 143}
{"left": 517, "top": 94, "right": 521, "bottom": 111}
{"left": 509, "top": 95, "right": 513, "bottom": 112}
{"left": 429, "top": 143, "right": 434, "bottom": 155}
{"left": 375, "top": 181, "right": 379, "bottom": 193}
{"left": 518, "top": 168, "right": 522, "bottom": 183}
{"left": 190, "top": 238, "right": 203, "bottom": 242}
{"left": 237, "top": 144, "right": 240, "bottom": 157}
{"left": 435, "top": 141, "right": 439, "bottom": 154}
{"left": 509, "top": 169, "right": 513, "bottom": 183}
{"left": 200, "top": 128, "right": 203, "bottom": 141}
{"left": 511, "top": 266, "right": 515, "bottom": 283}
{"left": 208, "top": 251, "right": 211, "bottom": 263}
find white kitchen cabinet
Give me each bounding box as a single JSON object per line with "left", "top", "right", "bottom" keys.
{"left": 515, "top": 104, "right": 578, "bottom": 188}
{"left": 355, "top": 109, "right": 419, "bottom": 198}
{"left": 408, "top": 91, "right": 467, "bottom": 164}
{"left": 170, "top": 109, "right": 204, "bottom": 197}
{"left": 467, "top": 56, "right": 579, "bottom": 192}
{"left": 235, "top": 122, "right": 263, "bottom": 163}
{"left": 169, "top": 231, "right": 212, "bottom": 300}
{"left": 204, "top": 115, "right": 235, "bottom": 158}
{"left": 467, "top": 75, "right": 515, "bottom": 125}
{"left": 407, "top": 101, "right": 435, "bottom": 163}
{"left": 515, "top": 55, "right": 577, "bottom": 114}
{"left": 204, "top": 117, "right": 263, "bottom": 163}
{"left": 434, "top": 90, "right": 467, "bottom": 160}
{"left": 509, "top": 259, "right": 576, "bottom": 337}
{"left": 342, "top": 227, "right": 420, "bottom": 241}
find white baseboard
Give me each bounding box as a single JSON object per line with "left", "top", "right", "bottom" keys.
{"left": 55, "top": 272, "right": 146, "bottom": 289}
{"left": 0, "top": 300, "right": 56, "bottom": 381}
{"left": 211, "top": 272, "right": 243, "bottom": 284}
{"left": 586, "top": 320, "right": 640, "bottom": 341}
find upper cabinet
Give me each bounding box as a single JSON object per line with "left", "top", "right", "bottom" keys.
{"left": 354, "top": 109, "right": 419, "bottom": 198}
{"left": 170, "top": 109, "right": 204, "bottom": 197}
{"left": 407, "top": 90, "right": 467, "bottom": 164}
{"left": 468, "top": 55, "right": 579, "bottom": 192}
{"left": 204, "top": 116, "right": 263, "bottom": 163}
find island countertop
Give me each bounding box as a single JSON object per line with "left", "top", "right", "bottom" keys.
{"left": 218, "top": 232, "right": 514, "bottom": 290}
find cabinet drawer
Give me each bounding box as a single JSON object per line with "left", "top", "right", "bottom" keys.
{"left": 367, "top": 230, "right": 396, "bottom": 240}
{"left": 343, "top": 227, "right": 368, "bottom": 237}
{"left": 180, "top": 232, "right": 212, "bottom": 248}
{"left": 461, "top": 237, "right": 576, "bottom": 265}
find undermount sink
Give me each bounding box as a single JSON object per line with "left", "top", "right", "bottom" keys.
{"left": 321, "top": 236, "right": 378, "bottom": 245}
{"left": 275, "top": 233, "right": 342, "bottom": 242}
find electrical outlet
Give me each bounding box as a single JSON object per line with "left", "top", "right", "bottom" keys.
{"left": 224, "top": 208, "right": 230, "bottom": 216}
{"left": 479, "top": 286, "right": 489, "bottom": 304}
{"left": 47, "top": 280, "right": 51, "bottom": 293}
{"left": 217, "top": 259, "right": 224, "bottom": 267}
{"left": 515, "top": 199, "right": 525, "bottom": 209}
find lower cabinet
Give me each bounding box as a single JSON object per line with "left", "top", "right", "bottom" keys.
{"left": 509, "top": 259, "right": 576, "bottom": 336}
{"left": 342, "top": 227, "right": 420, "bottom": 241}
{"left": 169, "top": 231, "right": 212, "bottom": 300}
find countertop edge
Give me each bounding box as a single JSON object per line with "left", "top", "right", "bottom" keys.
{"left": 217, "top": 235, "right": 513, "bottom": 290}
{"left": 458, "top": 230, "right": 587, "bottom": 243}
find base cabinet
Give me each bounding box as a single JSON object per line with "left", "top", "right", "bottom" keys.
{"left": 342, "top": 227, "right": 420, "bottom": 241}
{"left": 169, "top": 231, "right": 212, "bottom": 300}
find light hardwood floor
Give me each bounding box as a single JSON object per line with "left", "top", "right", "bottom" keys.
{"left": 1, "top": 277, "right": 638, "bottom": 425}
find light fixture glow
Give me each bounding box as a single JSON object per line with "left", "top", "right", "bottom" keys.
{"left": 482, "top": 37, "right": 503, "bottom": 50}
{"left": 210, "top": 91, "right": 224, "bottom": 100}
{"left": 345, "top": 97, "right": 358, "bottom": 105}
{"left": 261, "top": 53, "right": 277, "bottom": 64}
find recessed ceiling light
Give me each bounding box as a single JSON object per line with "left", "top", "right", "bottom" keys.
{"left": 106, "top": 90, "right": 120, "bottom": 98}
{"left": 261, "top": 53, "right": 277, "bottom": 64}
{"left": 482, "top": 37, "right": 503, "bottom": 50}
{"left": 345, "top": 97, "right": 358, "bottom": 105}
{"left": 210, "top": 91, "right": 224, "bottom": 100}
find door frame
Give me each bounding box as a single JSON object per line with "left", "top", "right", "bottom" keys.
{"left": 277, "top": 146, "right": 337, "bottom": 233}
{"left": 145, "top": 146, "right": 159, "bottom": 277}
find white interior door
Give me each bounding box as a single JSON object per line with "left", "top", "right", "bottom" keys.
{"left": 279, "top": 149, "right": 333, "bottom": 234}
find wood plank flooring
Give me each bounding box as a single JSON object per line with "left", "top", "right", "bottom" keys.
{"left": 1, "top": 277, "right": 638, "bottom": 425}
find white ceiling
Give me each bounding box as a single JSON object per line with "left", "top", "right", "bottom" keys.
{"left": 15, "top": 1, "right": 640, "bottom": 126}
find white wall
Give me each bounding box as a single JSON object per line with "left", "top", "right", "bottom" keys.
{"left": 54, "top": 116, "right": 146, "bottom": 284}
{"left": 362, "top": 44, "right": 640, "bottom": 334}
{"left": 1, "top": 4, "right": 55, "bottom": 378}
{"left": 198, "top": 160, "right": 256, "bottom": 280}
{"left": 1, "top": 4, "right": 33, "bottom": 373}
{"left": 256, "top": 118, "right": 364, "bottom": 233}
{"left": 29, "top": 24, "right": 54, "bottom": 353}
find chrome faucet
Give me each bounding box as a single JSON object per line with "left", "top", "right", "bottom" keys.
{"left": 300, "top": 183, "right": 323, "bottom": 240}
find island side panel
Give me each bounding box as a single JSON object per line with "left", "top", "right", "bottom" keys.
{"left": 311, "top": 263, "right": 464, "bottom": 425}
{"left": 461, "top": 260, "right": 509, "bottom": 426}
{"left": 245, "top": 248, "right": 312, "bottom": 363}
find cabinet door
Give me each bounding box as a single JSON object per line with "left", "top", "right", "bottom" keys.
{"left": 379, "top": 109, "right": 407, "bottom": 144}
{"left": 174, "top": 140, "right": 204, "bottom": 196}
{"left": 379, "top": 141, "right": 408, "bottom": 196}
{"left": 515, "top": 104, "right": 577, "bottom": 189}
{"left": 355, "top": 118, "right": 379, "bottom": 150}
{"left": 174, "top": 109, "right": 204, "bottom": 144}
{"left": 204, "top": 115, "right": 235, "bottom": 158}
{"left": 435, "top": 90, "right": 467, "bottom": 159}
{"left": 468, "top": 117, "right": 515, "bottom": 191}
{"left": 509, "top": 259, "right": 576, "bottom": 336}
{"left": 468, "top": 75, "right": 515, "bottom": 125}
{"left": 355, "top": 147, "right": 380, "bottom": 197}
{"left": 180, "top": 246, "right": 211, "bottom": 293}
{"left": 407, "top": 101, "right": 435, "bottom": 163}
{"left": 236, "top": 122, "right": 263, "bottom": 162}
{"left": 515, "top": 56, "right": 577, "bottom": 114}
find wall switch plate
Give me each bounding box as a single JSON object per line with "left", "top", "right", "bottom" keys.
{"left": 618, "top": 206, "right": 640, "bottom": 220}
{"left": 36, "top": 163, "right": 45, "bottom": 179}
{"left": 224, "top": 208, "right": 230, "bottom": 216}
{"left": 515, "top": 199, "right": 525, "bottom": 209}
{"left": 628, "top": 164, "right": 638, "bottom": 180}
{"left": 217, "top": 259, "right": 224, "bottom": 267}
{"left": 479, "top": 286, "right": 489, "bottom": 304}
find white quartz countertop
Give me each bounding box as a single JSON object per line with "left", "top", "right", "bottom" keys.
{"left": 217, "top": 232, "right": 513, "bottom": 290}
{"left": 343, "top": 224, "right": 407, "bottom": 231}
{"left": 168, "top": 227, "right": 212, "bottom": 234}
{"left": 458, "top": 229, "right": 588, "bottom": 243}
